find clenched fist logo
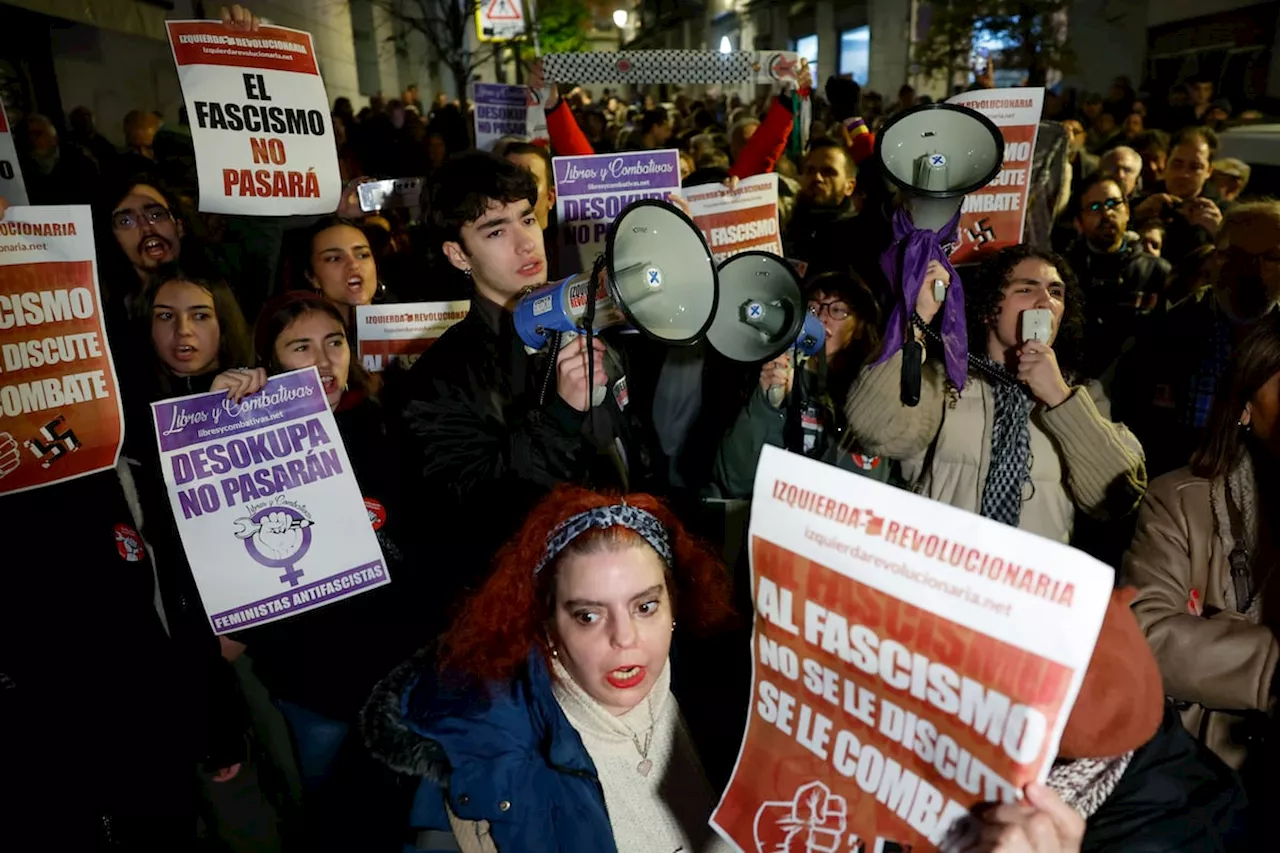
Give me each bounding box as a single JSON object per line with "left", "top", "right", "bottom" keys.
{"left": 233, "top": 506, "right": 314, "bottom": 586}
{"left": 257, "top": 511, "right": 302, "bottom": 559}
{"left": 0, "top": 432, "right": 19, "bottom": 479}
{"left": 754, "top": 780, "right": 849, "bottom": 853}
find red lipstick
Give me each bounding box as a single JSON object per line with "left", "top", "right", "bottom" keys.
{"left": 606, "top": 665, "right": 646, "bottom": 690}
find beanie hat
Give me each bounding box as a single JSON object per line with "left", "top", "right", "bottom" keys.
{"left": 1057, "top": 587, "right": 1164, "bottom": 759}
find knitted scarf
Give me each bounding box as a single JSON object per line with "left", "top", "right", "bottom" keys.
{"left": 1046, "top": 753, "right": 1134, "bottom": 819}
{"left": 1212, "top": 450, "right": 1264, "bottom": 617}
{"left": 977, "top": 358, "right": 1035, "bottom": 527}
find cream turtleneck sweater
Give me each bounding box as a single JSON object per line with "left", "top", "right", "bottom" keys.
{"left": 550, "top": 656, "right": 735, "bottom": 853}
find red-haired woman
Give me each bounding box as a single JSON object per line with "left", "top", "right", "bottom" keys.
{"left": 363, "top": 486, "right": 737, "bottom": 853}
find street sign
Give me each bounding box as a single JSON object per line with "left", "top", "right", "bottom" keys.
{"left": 477, "top": 0, "right": 526, "bottom": 43}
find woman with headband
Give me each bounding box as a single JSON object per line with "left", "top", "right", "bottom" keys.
{"left": 362, "top": 486, "right": 738, "bottom": 852}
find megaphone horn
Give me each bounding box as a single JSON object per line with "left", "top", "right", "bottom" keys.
{"left": 513, "top": 199, "right": 720, "bottom": 352}
{"left": 512, "top": 199, "right": 720, "bottom": 406}
{"left": 875, "top": 102, "right": 1005, "bottom": 235}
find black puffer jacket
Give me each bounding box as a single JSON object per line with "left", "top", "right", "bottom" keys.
{"left": 398, "top": 295, "right": 664, "bottom": 602}
{"left": 1065, "top": 238, "right": 1172, "bottom": 378}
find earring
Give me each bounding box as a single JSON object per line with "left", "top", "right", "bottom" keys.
{"left": 463, "top": 268, "right": 473, "bottom": 278}
{"left": 671, "top": 620, "right": 677, "bottom": 631}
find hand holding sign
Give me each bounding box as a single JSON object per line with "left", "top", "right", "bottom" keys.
{"left": 220, "top": 4, "right": 261, "bottom": 32}
{"left": 942, "top": 784, "right": 1084, "bottom": 853}
{"left": 754, "top": 780, "right": 848, "bottom": 853}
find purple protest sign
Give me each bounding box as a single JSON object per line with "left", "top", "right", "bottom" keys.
{"left": 473, "top": 82, "right": 532, "bottom": 151}
{"left": 150, "top": 367, "right": 389, "bottom": 635}
{"left": 553, "top": 149, "right": 682, "bottom": 274}
{"left": 152, "top": 368, "right": 329, "bottom": 454}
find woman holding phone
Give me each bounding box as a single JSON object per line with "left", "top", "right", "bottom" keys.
{"left": 844, "top": 244, "right": 1147, "bottom": 544}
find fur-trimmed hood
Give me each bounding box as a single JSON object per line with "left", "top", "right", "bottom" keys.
{"left": 359, "top": 647, "right": 451, "bottom": 782}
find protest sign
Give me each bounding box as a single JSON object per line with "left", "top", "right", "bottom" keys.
{"left": 553, "top": 149, "right": 682, "bottom": 274}
{"left": 166, "top": 20, "right": 341, "bottom": 216}
{"left": 946, "top": 87, "right": 1044, "bottom": 266}
{"left": 711, "top": 446, "right": 1113, "bottom": 852}
{"left": 685, "top": 173, "right": 783, "bottom": 264}
{"left": 355, "top": 300, "right": 469, "bottom": 372}
{"left": 0, "top": 102, "right": 29, "bottom": 205}
{"left": 0, "top": 205, "right": 122, "bottom": 495}
{"left": 473, "top": 83, "right": 533, "bottom": 151}
{"left": 151, "top": 368, "right": 388, "bottom": 635}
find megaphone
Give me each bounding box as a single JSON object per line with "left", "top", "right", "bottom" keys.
{"left": 877, "top": 103, "right": 1004, "bottom": 301}
{"left": 705, "top": 251, "right": 807, "bottom": 363}
{"left": 513, "top": 199, "right": 719, "bottom": 350}
{"left": 704, "top": 250, "right": 826, "bottom": 405}
{"left": 512, "top": 199, "right": 719, "bottom": 406}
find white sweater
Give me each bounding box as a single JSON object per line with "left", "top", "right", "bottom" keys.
{"left": 551, "top": 657, "right": 736, "bottom": 853}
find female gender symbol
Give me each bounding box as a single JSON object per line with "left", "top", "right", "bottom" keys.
{"left": 234, "top": 506, "right": 314, "bottom": 587}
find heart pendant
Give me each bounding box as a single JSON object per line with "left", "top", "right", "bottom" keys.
{"left": 636, "top": 758, "right": 653, "bottom": 777}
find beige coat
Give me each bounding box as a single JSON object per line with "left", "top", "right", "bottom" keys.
{"left": 845, "top": 350, "right": 1147, "bottom": 542}
{"left": 1124, "top": 467, "right": 1279, "bottom": 769}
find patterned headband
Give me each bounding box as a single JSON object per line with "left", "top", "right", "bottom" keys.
{"left": 534, "top": 503, "right": 673, "bottom": 575}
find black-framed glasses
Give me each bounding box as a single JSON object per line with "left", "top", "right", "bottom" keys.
{"left": 112, "top": 204, "right": 173, "bottom": 231}
{"left": 809, "top": 300, "right": 851, "bottom": 321}
{"left": 1084, "top": 198, "right": 1125, "bottom": 214}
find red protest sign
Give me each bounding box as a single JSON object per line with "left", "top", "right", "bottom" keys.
{"left": 710, "top": 447, "right": 1112, "bottom": 852}
{"left": 947, "top": 88, "right": 1044, "bottom": 266}
{"left": 0, "top": 206, "right": 123, "bottom": 494}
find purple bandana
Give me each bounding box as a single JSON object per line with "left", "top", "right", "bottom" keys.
{"left": 876, "top": 207, "right": 968, "bottom": 390}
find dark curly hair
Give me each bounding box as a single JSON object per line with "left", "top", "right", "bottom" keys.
{"left": 964, "top": 244, "right": 1085, "bottom": 376}
{"left": 428, "top": 150, "right": 537, "bottom": 249}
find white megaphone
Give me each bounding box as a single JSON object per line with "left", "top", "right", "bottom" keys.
{"left": 513, "top": 199, "right": 719, "bottom": 406}
{"left": 876, "top": 102, "right": 1004, "bottom": 301}
{"left": 704, "top": 251, "right": 825, "bottom": 406}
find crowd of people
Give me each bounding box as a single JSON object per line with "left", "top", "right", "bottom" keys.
{"left": 3, "top": 5, "right": 1279, "bottom": 852}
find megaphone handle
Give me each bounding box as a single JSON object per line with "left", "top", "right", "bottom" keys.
{"left": 901, "top": 339, "right": 923, "bottom": 407}
{"left": 765, "top": 350, "right": 793, "bottom": 408}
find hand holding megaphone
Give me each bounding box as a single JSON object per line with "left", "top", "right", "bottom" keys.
{"left": 914, "top": 260, "right": 952, "bottom": 323}
{"left": 557, "top": 335, "right": 610, "bottom": 412}
{"left": 760, "top": 354, "right": 794, "bottom": 408}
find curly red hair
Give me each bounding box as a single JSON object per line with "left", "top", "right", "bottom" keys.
{"left": 440, "top": 485, "right": 735, "bottom": 682}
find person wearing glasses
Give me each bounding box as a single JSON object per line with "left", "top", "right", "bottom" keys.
{"left": 1065, "top": 173, "right": 1171, "bottom": 379}
{"left": 713, "top": 271, "right": 887, "bottom": 497}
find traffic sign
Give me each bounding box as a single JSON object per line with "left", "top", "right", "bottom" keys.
{"left": 477, "top": 0, "right": 526, "bottom": 42}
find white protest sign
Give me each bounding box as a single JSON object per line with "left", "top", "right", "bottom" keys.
{"left": 166, "top": 20, "right": 341, "bottom": 215}
{"left": 0, "top": 102, "right": 29, "bottom": 205}
{"left": 476, "top": 0, "right": 526, "bottom": 42}
{"left": 355, "top": 301, "right": 469, "bottom": 372}
{"left": 151, "top": 368, "right": 389, "bottom": 635}
{"left": 685, "top": 173, "right": 782, "bottom": 264}
{"left": 711, "top": 446, "right": 1114, "bottom": 851}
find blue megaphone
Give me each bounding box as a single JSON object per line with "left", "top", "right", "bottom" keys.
{"left": 512, "top": 199, "right": 719, "bottom": 351}
{"left": 795, "top": 310, "right": 825, "bottom": 357}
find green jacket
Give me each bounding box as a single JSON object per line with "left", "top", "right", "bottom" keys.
{"left": 712, "top": 368, "right": 891, "bottom": 499}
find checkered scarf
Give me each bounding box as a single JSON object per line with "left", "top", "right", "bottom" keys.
{"left": 977, "top": 359, "right": 1034, "bottom": 527}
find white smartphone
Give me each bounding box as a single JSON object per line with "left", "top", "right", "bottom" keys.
{"left": 1020, "top": 308, "right": 1053, "bottom": 344}
{"left": 357, "top": 177, "right": 424, "bottom": 212}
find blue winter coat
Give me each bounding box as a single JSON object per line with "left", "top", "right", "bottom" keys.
{"left": 362, "top": 649, "right": 618, "bottom": 852}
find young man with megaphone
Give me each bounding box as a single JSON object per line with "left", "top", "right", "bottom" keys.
{"left": 397, "top": 151, "right": 666, "bottom": 600}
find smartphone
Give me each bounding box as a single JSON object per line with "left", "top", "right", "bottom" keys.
{"left": 358, "top": 177, "right": 424, "bottom": 212}
{"left": 1021, "top": 308, "right": 1053, "bottom": 344}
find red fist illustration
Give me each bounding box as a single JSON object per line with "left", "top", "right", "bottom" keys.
{"left": 754, "top": 780, "right": 849, "bottom": 853}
